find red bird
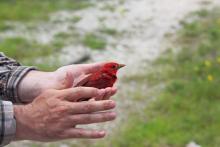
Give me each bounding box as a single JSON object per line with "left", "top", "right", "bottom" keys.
{"left": 77, "top": 62, "right": 125, "bottom": 88}
{"left": 76, "top": 62, "right": 125, "bottom": 100}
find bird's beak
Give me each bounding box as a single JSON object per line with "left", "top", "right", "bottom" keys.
{"left": 118, "top": 64, "right": 126, "bottom": 69}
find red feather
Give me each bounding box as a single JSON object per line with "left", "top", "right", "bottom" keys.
{"left": 83, "top": 71, "right": 117, "bottom": 89}
{"left": 82, "top": 62, "right": 124, "bottom": 88}
{"left": 76, "top": 62, "right": 125, "bottom": 101}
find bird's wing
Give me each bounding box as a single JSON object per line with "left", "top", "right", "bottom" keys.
{"left": 85, "top": 72, "right": 114, "bottom": 89}
{"left": 75, "top": 74, "right": 92, "bottom": 87}
{"left": 75, "top": 72, "right": 114, "bottom": 89}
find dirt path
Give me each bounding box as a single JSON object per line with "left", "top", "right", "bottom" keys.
{"left": 7, "top": 0, "right": 220, "bottom": 147}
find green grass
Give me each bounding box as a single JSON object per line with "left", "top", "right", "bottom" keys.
{"left": 70, "top": 16, "right": 82, "bottom": 23}
{"left": 101, "top": 4, "right": 116, "bottom": 12}
{"left": 106, "top": 8, "right": 220, "bottom": 147}
{"left": 0, "top": 0, "right": 92, "bottom": 70}
{"left": 100, "top": 27, "right": 118, "bottom": 36}
{"left": 0, "top": 23, "right": 14, "bottom": 31}
{"left": 82, "top": 33, "right": 107, "bottom": 50}
{"left": 0, "top": 37, "right": 64, "bottom": 70}
{"left": 0, "top": 0, "right": 92, "bottom": 23}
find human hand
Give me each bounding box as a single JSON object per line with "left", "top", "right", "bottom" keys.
{"left": 54, "top": 62, "right": 108, "bottom": 87}
{"left": 14, "top": 87, "right": 116, "bottom": 142}
{"left": 18, "top": 62, "right": 116, "bottom": 103}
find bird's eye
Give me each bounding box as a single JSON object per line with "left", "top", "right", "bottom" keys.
{"left": 112, "top": 65, "right": 116, "bottom": 69}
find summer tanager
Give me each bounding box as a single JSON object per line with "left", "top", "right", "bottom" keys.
{"left": 76, "top": 62, "right": 125, "bottom": 100}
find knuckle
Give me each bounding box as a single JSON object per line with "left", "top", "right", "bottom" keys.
{"left": 83, "top": 103, "right": 95, "bottom": 112}
{"left": 46, "top": 98, "right": 65, "bottom": 109}
{"left": 65, "top": 116, "right": 72, "bottom": 123}
{"left": 45, "top": 98, "right": 58, "bottom": 109}
{"left": 70, "top": 115, "right": 80, "bottom": 123}
{"left": 85, "top": 114, "right": 93, "bottom": 122}
{"left": 82, "top": 104, "right": 90, "bottom": 112}
{"left": 56, "top": 105, "right": 69, "bottom": 115}
{"left": 93, "top": 88, "right": 99, "bottom": 96}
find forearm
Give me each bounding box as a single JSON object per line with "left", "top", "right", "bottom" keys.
{"left": 0, "top": 52, "right": 55, "bottom": 103}
{"left": 0, "top": 52, "right": 36, "bottom": 103}
{"left": 17, "top": 71, "right": 57, "bottom": 103}
{"left": 18, "top": 67, "right": 76, "bottom": 103}
{"left": 0, "top": 66, "right": 36, "bottom": 103}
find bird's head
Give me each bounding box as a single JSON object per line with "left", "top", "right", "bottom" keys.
{"left": 102, "top": 62, "right": 125, "bottom": 74}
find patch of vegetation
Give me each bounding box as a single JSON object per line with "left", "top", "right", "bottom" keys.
{"left": 0, "top": 0, "right": 92, "bottom": 31}
{"left": 54, "top": 32, "right": 73, "bottom": 41}
{"left": 82, "top": 33, "right": 107, "bottom": 50}
{"left": 194, "top": 9, "right": 209, "bottom": 17}
{"left": 105, "top": 8, "right": 220, "bottom": 147}
{"left": 101, "top": 4, "right": 116, "bottom": 12}
{"left": 0, "top": 1, "right": 93, "bottom": 70}
{"left": 0, "top": 23, "right": 14, "bottom": 31}
{"left": 0, "top": 37, "right": 64, "bottom": 70}
{"left": 0, "top": 0, "right": 92, "bottom": 22}
{"left": 70, "top": 16, "right": 82, "bottom": 23}
{"left": 100, "top": 27, "right": 118, "bottom": 36}
{"left": 54, "top": 30, "right": 79, "bottom": 44}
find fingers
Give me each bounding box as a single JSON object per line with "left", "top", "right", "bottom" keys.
{"left": 61, "top": 87, "right": 117, "bottom": 102}
{"left": 103, "top": 87, "right": 117, "bottom": 100}
{"left": 68, "top": 111, "right": 116, "bottom": 125}
{"left": 62, "top": 128, "right": 106, "bottom": 139}
{"left": 66, "top": 100, "right": 116, "bottom": 114}
{"left": 95, "top": 87, "right": 117, "bottom": 100}
{"left": 60, "top": 87, "right": 104, "bottom": 101}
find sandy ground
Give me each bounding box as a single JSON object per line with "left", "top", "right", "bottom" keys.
{"left": 6, "top": 0, "right": 220, "bottom": 147}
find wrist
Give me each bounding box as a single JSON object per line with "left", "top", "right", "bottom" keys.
{"left": 13, "top": 105, "right": 30, "bottom": 140}
{"left": 18, "top": 71, "right": 56, "bottom": 103}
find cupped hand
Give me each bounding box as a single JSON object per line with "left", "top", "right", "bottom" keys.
{"left": 14, "top": 87, "right": 117, "bottom": 142}
{"left": 18, "top": 62, "right": 116, "bottom": 103}
{"left": 54, "top": 62, "right": 107, "bottom": 88}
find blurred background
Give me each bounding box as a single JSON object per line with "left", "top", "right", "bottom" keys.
{"left": 1, "top": 0, "right": 220, "bottom": 147}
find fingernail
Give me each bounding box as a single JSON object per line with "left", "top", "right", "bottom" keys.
{"left": 109, "top": 112, "right": 117, "bottom": 118}
{"left": 109, "top": 100, "right": 116, "bottom": 107}
{"left": 112, "top": 87, "right": 117, "bottom": 91}
{"left": 111, "top": 87, "right": 117, "bottom": 94}
{"left": 89, "top": 98, "right": 96, "bottom": 102}
{"left": 99, "top": 131, "right": 106, "bottom": 137}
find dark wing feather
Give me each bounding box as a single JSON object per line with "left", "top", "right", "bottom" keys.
{"left": 84, "top": 72, "right": 115, "bottom": 89}
{"left": 75, "top": 74, "right": 92, "bottom": 87}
